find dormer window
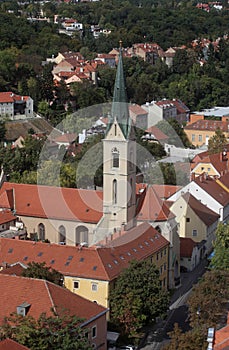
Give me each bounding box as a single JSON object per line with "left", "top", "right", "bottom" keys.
{"left": 112, "top": 147, "right": 119, "bottom": 168}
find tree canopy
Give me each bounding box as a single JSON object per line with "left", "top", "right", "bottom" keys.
{"left": 210, "top": 222, "right": 229, "bottom": 270}
{"left": 208, "top": 128, "right": 228, "bottom": 154}
{"left": 22, "top": 262, "right": 64, "bottom": 286}
{"left": 110, "top": 259, "right": 169, "bottom": 338}
{"left": 0, "top": 309, "right": 92, "bottom": 350}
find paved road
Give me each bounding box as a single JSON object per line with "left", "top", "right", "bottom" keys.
{"left": 138, "top": 258, "right": 208, "bottom": 349}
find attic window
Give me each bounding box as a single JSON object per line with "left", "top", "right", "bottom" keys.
{"left": 107, "top": 263, "right": 112, "bottom": 268}
{"left": 50, "top": 259, "right": 55, "bottom": 264}
{"left": 80, "top": 257, "right": 84, "bottom": 262}
{"left": 68, "top": 256, "right": 73, "bottom": 260}
{"left": 17, "top": 302, "right": 31, "bottom": 316}
{"left": 139, "top": 244, "right": 143, "bottom": 249}
{"left": 133, "top": 248, "right": 137, "bottom": 252}
{"left": 120, "top": 255, "right": 124, "bottom": 260}
{"left": 114, "top": 260, "right": 119, "bottom": 265}
{"left": 8, "top": 248, "right": 13, "bottom": 253}
{"left": 86, "top": 208, "right": 89, "bottom": 212}
{"left": 144, "top": 241, "right": 149, "bottom": 246}
{"left": 23, "top": 256, "right": 28, "bottom": 261}
{"left": 65, "top": 261, "right": 70, "bottom": 266}
{"left": 93, "top": 266, "right": 97, "bottom": 270}
{"left": 27, "top": 203, "right": 30, "bottom": 207}
{"left": 150, "top": 238, "right": 154, "bottom": 242}
{"left": 127, "top": 252, "right": 131, "bottom": 256}
{"left": 37, "top": 252, "right": 43, "bottom": 257}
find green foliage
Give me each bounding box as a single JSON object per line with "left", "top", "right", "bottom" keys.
{"left": 187, "top": 270, "right": 229, "bottom": 329}
{"left": 110, "top": 259, "right": 169, "bottom": 337}
{"left": 210, "top": 222, "right": 229, "bottom": 270}
{"left": 208, "top": 128, "right": 228, "bottom": 154}
{"left": 22, "top": 262, "right": 64, "bottom": 286}
{"left": 0, "top": 310, "right": 92, "bottom": 350}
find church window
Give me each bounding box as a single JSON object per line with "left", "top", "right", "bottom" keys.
{"left": 38, "top": 223, "right": 45, "bottom": 241}
{"left": 113, "top": 179, "right": 117, "bottom": 204}
{"left": 112, "top": 148, "right": 119, "bottom": 168}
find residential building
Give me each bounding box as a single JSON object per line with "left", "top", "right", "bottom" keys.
{"left": 180, "top": 237, "right": 203, "bottom": 272}
{"left": 128, "top": 43, "right": 164, "bottom": 64}
{"left": 0, "top": 273, "right": 108, "bottom": 349}
{"left": 168, "top": 173, "right": 229, "bottom": 222}
{"left": 0, "top": 224, "right": 169, "bottom": 310}
{"left": 169, "top": 192, "right": 219, "bottom": 254}
{"left": 129, "top": 103, "right": 148, "bottom": 130}
{"left": 142, "top": 125, "right": 169, "bottom": 145}
{"left": 53, "top": 132, "right": 77, "bottom": 149}
{"left": 136, "top": 185, "right": 180, "bottom": 288}
{"left": 213, "top": 312, "right": 229, "bottom": 349}
{"left": 190, "top": 107, "right": 229, "bottom": 123}
{"left": 184, "top": 119, "right": 229, "bottom": 147}
{"left": 0, "top": 92, "right": 33, "bottom": 120}
{"left": 142, "top": 98, "right": 190, "bottom": 127}
{"left": 191, "top": 149, "right": 229, "bottom": 178}
{"left": 95, "top": 54, "right": 116, "bottom": 68}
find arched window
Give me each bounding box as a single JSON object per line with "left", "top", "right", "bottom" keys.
{"left": 112, "top": 148, "right": 119, "bottom": 168}
{"left": 58, "top": 225, "right": 66, "bottom": 244}
{"left": 75, "top": 226, "right": 89, "bottom": 245}
{"left": 38, "top": 223, "right": 45, "bottom": 241}
{"left": 113, "top": 179, "right": 117, "bottom": 204}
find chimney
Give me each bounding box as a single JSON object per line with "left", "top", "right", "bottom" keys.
{"left": 191, "top": 172, "right": 195, "bottom": 181}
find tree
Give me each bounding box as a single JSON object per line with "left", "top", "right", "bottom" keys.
{"left": 208, "top": 128, "right": 227, "bottom": 154}
{"left": 110, "top": 259, "right": 169, "bottom": 337}
{"left": 210, "top": 222, "right": 229, "bottom": 270}
{"left": 187, "top": 270, "right": 229, "bottom": 329}
{"left": 22, "top": 262, "right": 64, "bottom": 286}
{"left": 0, "top": 309, "right": 92, "bottom": 350}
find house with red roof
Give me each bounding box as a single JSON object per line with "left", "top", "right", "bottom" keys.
{"left": 180, "top": 237, "right": 202, "bottom": 272}
{"left": 136, "top": 185, "right": 180, "bottom": 288}
{"left": 128, "top": 43, "right": 164, "bottom": 64}
{"left": 0, "top": 92, "right": 33, "bottom": 120}
{"left": 142, "top": 125, "right": 169, "bottom": 145}
{"left": 0, "top": 274, "right": 108, "bottom": 349}
{"left": 53, "top": 132, "right": 77, "bottom": 149}
{"left": 184, "top": 119, "right": 229, "bottom": 147}
{"left": 169, "top": 173, "right": 229, "bottom": 222}
{"left": 0, "top": 223, "right": 169, "bottom": 311}
{"left": 191, "top": 148, "right": 229, "bottom": 178}
{"left": 169, "top": 192, "right": 219, "bottom": 254}
{"left": 141, "top": 98, "right": 190, "bottom": 127}
{"left": 129, "top": 103, "right": 148, "bottom": 130}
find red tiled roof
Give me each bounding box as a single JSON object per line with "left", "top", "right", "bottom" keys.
{"left": 0, "top": 274, "right": 106, "bottom": 324}
{"left": 214, "top": 313, "right": 229, "bottom": 350}
{"left": 0, "top": 262, "right": 25, "bottom": 276}
{"left": 194, "top": 174, "right": 229, "bottom": 206}
{"left": 0, "top": 92, "right": 29, "bottom": 104}
{"left": 0, "top": 210, "right": 16, "bottom": 225}
{"left": 0, "top": 339, "right": 30, "bottom": 350}
{"left": 0, "top": 223, "right": 169, "bottom": 281}
{"left": 152, "top": 184, "right": 182, "bottom": 199}
{"left": 180, "top": 237, "right": 196, "bottom": 258}
{"left": 54, "top": 133, "right": 77, "bottom": 143}
{"left": 184, "top": 119, "right": 229, "bottom": 132}
{"left": 0, "top": 183, "right": 103, "bottom": 223}
{"left": 145, "top": 126, "right": 169, "bottom": 141}
{"left": 137, "top": 185, "right": 175, "bottom": 221}
{"left": 182, "top": 192, "right": 219, "bottom": 226}
{"left": 192, "top": 151, "right": 229, "bottom": 174}
{"left": 129, "top": 104, "right": 148, "bottom": 116}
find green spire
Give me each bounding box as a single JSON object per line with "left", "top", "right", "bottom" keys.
{"left": 107, "top": 41, "right": 131, "bottom": 138}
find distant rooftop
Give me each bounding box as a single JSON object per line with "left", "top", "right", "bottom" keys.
{"left": 192, "top": 106, "right": 229, "bottom": 117}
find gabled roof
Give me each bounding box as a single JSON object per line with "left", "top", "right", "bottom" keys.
{"left": 0, "top": 182, "right": 103, "bottom": 223}
{"left": 180, "top": 237, "right": 197, "bottom": 258}
{"left": 194, "top": 174, "right": 229, "bottom": 206}
{"left": 191, "top": 151, "right": 229, "bottom": 175}
{"left": 137, "top": 185, "right": 175, "bottom": 221}
{"left": 0, "top": 224, "right": 169, "bottom": 281}
{"left": 0, "top": 92, "right": 29, "bottom": 104}
{"left": 0, "top": 338, "right": 30, "bottom": 350}
{"left": 129, "top": 104, "right": 148, "bottom": 116}
{"left": 0, "top": 210, "right": 16, "bottom": 225}
{"left": 184, "top": 119, "right": 229, "bottom": 132}
{"left": 152, "top": 184, "right": 182, "bottom": 199}
{"left": 182, "top": 192, "right": 219, "bottom": 226}
{"left": 145, "top": 126, "right": 169, "bottom": 141}
{"left": 0, "top": 274, "right": 107, "bottom": 324}
{"left": 54, "top": 133, "right": 77, "bottom": 143}
{"left": 0, "top": 262, "right": 26, "bottom": 276}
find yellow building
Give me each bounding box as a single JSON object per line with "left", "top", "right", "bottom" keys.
{"left": 184, "top": 119, "right": 229, "bottom": 147}
{"left": 0, "top": 222, "right": 169, "bottom": 314}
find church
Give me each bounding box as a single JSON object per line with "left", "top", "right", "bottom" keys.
{"left": 0, "top": 44, "right": 180, "bottom": 289}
